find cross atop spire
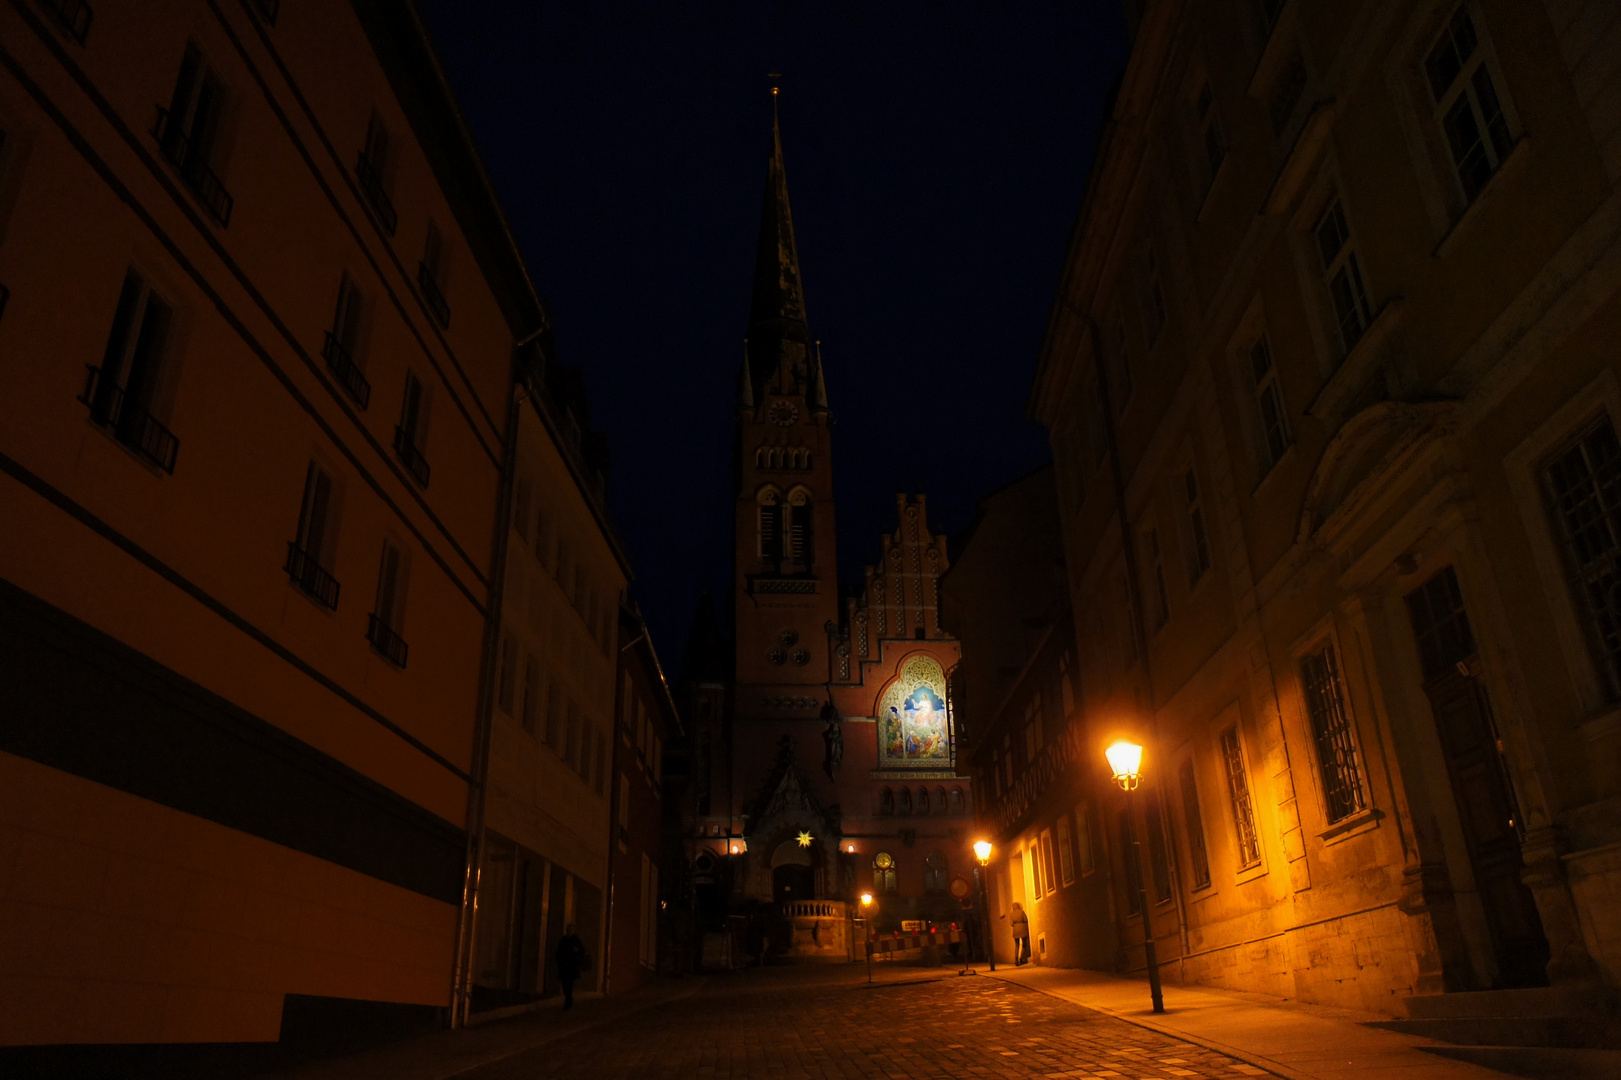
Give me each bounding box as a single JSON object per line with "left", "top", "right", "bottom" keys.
{"left": 743, "top": 87, "right": 815, "bottom": 405}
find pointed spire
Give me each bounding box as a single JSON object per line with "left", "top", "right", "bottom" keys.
{"left": 809, "top": 340, "right": 829, "bottom": 414}
{"left": 746, "top": 85, "right": 812, "bottom": 400}
{"left": 737, "top": 341, "right": 755, "bottom": 410}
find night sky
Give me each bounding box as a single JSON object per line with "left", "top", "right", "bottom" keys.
{"left": 416, "top": 1, "right": 1129, "bottom": 675}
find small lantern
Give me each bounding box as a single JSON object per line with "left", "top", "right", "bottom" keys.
{"left": 1106, "top": 740, "right": 1144, "bottom": 791}
{"left": 972, "top": 840, "right": 992, "bottom": 866}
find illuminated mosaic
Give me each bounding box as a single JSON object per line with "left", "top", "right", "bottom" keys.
{"left": 877, "top": 655, "right": 951, "bottom": 765}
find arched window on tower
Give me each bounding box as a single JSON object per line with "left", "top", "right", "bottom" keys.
{"left": 879, "top": 787, "right": 894, "bottom": 815}
{"left": 950, "top": 787, "right": 965, "bottom": 815}
{"left": 897, "top": 787, "right": 913, "bottom": 815}
{"left": 916, "top": 787, "right": 930, "bottom": 815}
{"left": 757, "top": 488, "right": 783, "bottom": 561}
{"left": 786, "top": 488, "right": 813, "bottom": 566}
{"left": 924, "top": 851, "right": 948, "bottom": 894}
{"left": 935, "top": 786, "right": 949, "bottom": 815}
{"left": 873, "top": 852, "right": 897, "bottom": 895}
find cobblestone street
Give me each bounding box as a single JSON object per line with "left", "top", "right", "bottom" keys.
{"left": 460, "top": 968, "right": 1274, "bottom": 1080}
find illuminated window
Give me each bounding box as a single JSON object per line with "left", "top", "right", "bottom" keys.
{"left": 1183, "top": 467, "right": 1211, "bottom": 586}
{"left": 1250, "top": 336, "right": 1291, "bottom": 472}
{"left": 1426, "top": 5, "right": 1514, "bottom": 203}
{"left": 1221, "top": 726, "right": 1261, "bottom": 867}
{"left": 1179, "top": 758, "right": 1212, "bottom": 890}
{"left": 873, "top": 852, "right": 897, "bottom": 895}
{"left": 1545, "top": 418, "right": 1621, "bottom": 697}
{"left": 1039, "top": 829, "right": 1057, "bottom": 896}
{"left": 1300, "top": 641, "right": 1367, "bottom": 823}
{"left": 1315, "top": 198, "right": 1372, "bottom": 356}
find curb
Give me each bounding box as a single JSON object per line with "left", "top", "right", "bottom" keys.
{"left": 982, "top": 970, "right": 1308, "bottom": 1080}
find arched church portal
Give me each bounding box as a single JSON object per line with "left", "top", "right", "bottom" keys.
{"left": 771, "top": 838, "right": 817, "bottom": 903}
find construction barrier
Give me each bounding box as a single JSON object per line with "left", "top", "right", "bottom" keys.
{"left": 865, "top": 929, "right": 965, "bottom": 956}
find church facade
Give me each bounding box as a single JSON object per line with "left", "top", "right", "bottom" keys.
{"left": 681, "top": 105, "right": 978, "bottom": 962}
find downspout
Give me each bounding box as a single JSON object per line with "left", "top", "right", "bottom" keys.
{"left": 449, "top": 342, "right": 527, "bottom": 1027}
{"left": 1081, "top": 310, "right": 1192, "bottom": 968}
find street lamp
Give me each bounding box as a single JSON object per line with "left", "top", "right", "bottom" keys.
{"left": 1107, "top": 739, "right": 1163, "bottom": 1014}
{"left": 860, "top": 892, "right": 874, "bottom": 983}
{"left": 972, "top": 840, "right": 995, "bottom": 972}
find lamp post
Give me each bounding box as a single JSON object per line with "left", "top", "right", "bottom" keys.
{"left": 972, "top": 840, "right": 995, "bottom": 972}
{"left": 860, "top": 892, "right": 874, "bottom": 984}
{"left": 1107, "top": 739, "right": 1164, "bottom": 1014}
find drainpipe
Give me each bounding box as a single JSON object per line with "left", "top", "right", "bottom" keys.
{"left": 1080, "top": 310, "right": 1193, "bottom": 968}
{"left": 449, "top": 344, "right": 527, "bottom": 1027}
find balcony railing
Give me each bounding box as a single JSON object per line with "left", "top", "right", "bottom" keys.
{"left": 417, "top": 262, "right": 450, "bottom": 329}
{"left": 354, "top": 152, "right": 397, "bottom": 235}
{"left": 285, "top": 542, "right": 340, "bottom": 610}
{"left": 78, "top": 366, "right": 179, "bottom": 473}
{"left": 152, "top": 107, "right": 233, "bottom": 227}
{"left": 41, "top": 0, "right": 92, "bottom": 43}
{"left": 366, "top": 613, "right": 409, "bottom": 667}
{"left": 393, "top": 426, "right": 431, "bottom": 487}
{"left": 322, "top": 331, "right": 371, "bottom": 409}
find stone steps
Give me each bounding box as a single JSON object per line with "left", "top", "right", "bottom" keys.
{"left": 1362, "top": 985, "right": 1621, "bottom": 1049}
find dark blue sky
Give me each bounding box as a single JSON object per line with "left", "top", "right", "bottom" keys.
{"left": 417, "top": 1, "right": 1128, "bottom": 675}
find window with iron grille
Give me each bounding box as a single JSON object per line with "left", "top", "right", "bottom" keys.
{"left": 1426, "top": 5, "right": 1514, "bottom": 203}
{"left": 1183, "top": 467, "right": 1211, "bottom": 586}
{"left": 1545, "top": 416, "right": 1621, "bottom": 698}
{"left": 1220, "top": 725, "right": 1261, "bottom": 867}
{"left": 1179, "top": 758, "right": 1212, "bottom": 890}
{"left": 1250, "top": 335, "right": 1291, "bottom": 473}
{"left": 1315, "top": 198, "right": 1372, "bottom": 356}
{"left": 367, "top": 540, "right": 408, "bottom": 667}
{"left": 1300, "top": 641, "right": 1367, "bottom": 823}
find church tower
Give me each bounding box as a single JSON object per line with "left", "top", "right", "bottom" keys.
{"left": 733, "top": 97, "right": 840, "bottom": 698}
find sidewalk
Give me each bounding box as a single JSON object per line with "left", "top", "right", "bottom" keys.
{"left": 985, "top": 964, "right": 1621, "bottom": 1080}
{"left": 261, "top": 978, "right": 705, "bottom": 1080}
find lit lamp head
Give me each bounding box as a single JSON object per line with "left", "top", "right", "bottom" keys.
{"left": 860, "top": 892, "right": 874, "bottom": 907}
{"left": 972, "top": 840, "right": 993, "bottom": 866}
{"left": 1106, "top": 739, "right": 1144, "bottom": 791}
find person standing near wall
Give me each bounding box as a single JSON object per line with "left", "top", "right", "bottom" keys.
{"left": 1009, "top": 902, "right": 1030, "bottom": 966}
{"left": 555, "top": 924, "right": 588, "bottom": 1010}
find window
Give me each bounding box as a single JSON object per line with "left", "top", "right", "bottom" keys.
{"left": 520, "top": 654, "right": 541, "bottom": 734}
{"left": 758, "top": 491, "right": 781, "bottom": 559}
{"left": 545, "top": 683, "right": 563, "bottom": 751}
{"left": 325, "top": 275, "right": 371, "bottom": 408}
{"left": 1145, "top": 799, "right": 1172, "bottom": 903}
{"left": 1183, "top": 468, "right": 1211, "bottom": 585}
{"left": 1545, "top": 417, "right": 1621, "bottom": 698}
{"left": 917, "top": 786, "right": 931, "bottom": 815}
{"left": 496, "top": 633, "right": 518, "bottom": 715}
{"left": 880, "top": 787, "right": 895, "bottom": 815}
{"left": 41, "top": 0, "right": 93, "bottom": 43}
{"left": 1269, "top": 53, "right": 1308, "bottom": 137}
{"left": 1145, "top": 526, "right": 1171, "bottom": 631}
{"left": 1426, "top": 5, "right": 1514, "bottom": 203}
{"left": 1075, "top": 802, "right": 1095, "bottom": 875}
{"left": 1220, "top": 726, "right": 1261, "bottom": 867}
{"left": 1119, "top": 813, "right": 1142, "bottom": 915}
{"left": 419, "top": 221, "right": 451, "bottom": 328}
{"left": 84, "top": 269, "right": 179, "bottom": 472}
{"left": 924, "top": 851, "right": 948, "bottom": 895}
{"left": 1039, "top": 830, "right": 1057, "bottom": 896}
{"left": 1405, "top": 566, "right": 1478, "bottom": 682}
{"left": 1179, "top": 759, "right": 1212, "bottom": 890}
{"left": 1112, "top": 317, "right": 1133, "bottom": 409}
{"left": 1143, "top": 247, "right": 1166, "bottom": 345}
{"left": 950, "top": 787, "right": 965, "bottom": 814}
{"left": 1315, "top": 198, "right": 1373, "bottom": 356}
{"left": 1250, "top": 336, "right": 1291, "bottom": 472}
{"left": 1300, "top": 641, "right": 1367, "bottom": 823}
{"left": 873, "top": 852, "right": 897, "bottom": 895}
{"left": 155, "top": 45, "right": 232, "bottom": 226}
{"left": 367, "top": 541, "right": 409, "bottom": 667}
{"left": 1023, "top": 695, "right": 1044, "bottom": 763}
{"left": 786, "top": 490, "right": 813, "bottom": 565}
{"left": 1194, "top": 80, "right": 1226, "bottom": 193}
{"left": 1055, "top": 814, "right": 1075, "bottom": 885}
{"left": 1002, "top": 734, "right": 1014, "bottom": 789}
{"left": 287, "top": 462, "right": 340, "bottom": 609}
{"left": 355, "top": 113, "right": 397, "bottom": 235}
{"left": 394, "top": 371, "right": 431, "bottom": 486}
{"left": 898, "top": 787, "right": 913, "bottom": 815}
{"left": 1059, "top": 652, "right": 1076, "bottom": 715}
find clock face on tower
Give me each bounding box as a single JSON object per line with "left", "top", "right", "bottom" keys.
{"left": 768, "top": 401, "right": 800, "bottom": 426}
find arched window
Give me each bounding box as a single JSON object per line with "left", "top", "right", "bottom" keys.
{"left": 950, "top": 787, "right": 965, "bottom": 815}
{"left": 923, "top": 851, "right": 948, "bottom": 894}
{"left": 757, "top": 488, "right": 783, "bottom": 559}
{"left": 916, "top": 787, "right": 930, "bottom": 815}
{"left": 935, "top": 786, "right": 949, "bottom": 815}
{"left": 897, "top": 787, "right": 913, "bottom": 815}
{"left": 873, "top": 852, "right": 897, "bottom": 895}
{"left": 879, "top": 787, "right": 894, "bottom": 815}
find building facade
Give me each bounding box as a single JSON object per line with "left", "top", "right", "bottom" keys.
{"left": 1028, "top": 0, "right": 1621, "bottom": 1019}
{"left": 0, "top": 0, "right": 621, "bottom": 1059}
{"left": 680, "top": 104, "right": 977, "bottom": 962}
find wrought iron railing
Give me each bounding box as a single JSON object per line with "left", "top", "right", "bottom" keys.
{"left": 41, "top": 0, "right": 92, "bottom": 43}
{"left": 285, "top": 542, "right": 340, "bottom": 610}
{"left": 321, "top": 331, "right": 371, "bottom": 409}
{"left": 354, "top": 151, "right": 397, "bottom": 235}
{"left": 366, "top": 613, "right": 408, "bottom": 667}
{"left": 393, "top": 426, "right": 431, "bottom": 487}
{"left": 151, "top": 107, "right": 233, "bottom": 227}
{"left": 78, "top": 366, "right": 179, "bottom": 473}
{"left": 417, "top": 262, "right": 450, "bottom": 328}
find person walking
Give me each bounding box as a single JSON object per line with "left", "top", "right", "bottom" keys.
{"left": 555, "top": 924, "right": 588, "bottom": 1010}
{"left": 1009, "top": 902, "right": 1031, "bottom": 966}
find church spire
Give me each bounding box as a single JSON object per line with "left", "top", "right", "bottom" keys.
{"left": 745, "top": 87, "right": 814, "bottom": 403}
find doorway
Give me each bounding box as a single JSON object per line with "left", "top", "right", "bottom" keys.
{"left": 770, "top": 838, "right": 816, "bottom": 903}
{"left": 1405, "top": 567, "right": 1549, "bottom": 987}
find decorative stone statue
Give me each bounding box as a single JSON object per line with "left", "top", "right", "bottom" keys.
{"left": 821, "top": 697, "right": 843, "bottom": 777}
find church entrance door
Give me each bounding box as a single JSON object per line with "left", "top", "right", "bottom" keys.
{"left": 773, "top": 863, "right": 816, "bottom": 903}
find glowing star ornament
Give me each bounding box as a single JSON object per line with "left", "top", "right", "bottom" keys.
{"left": 796, "top": 830, "right": 814, "bottom": 848}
